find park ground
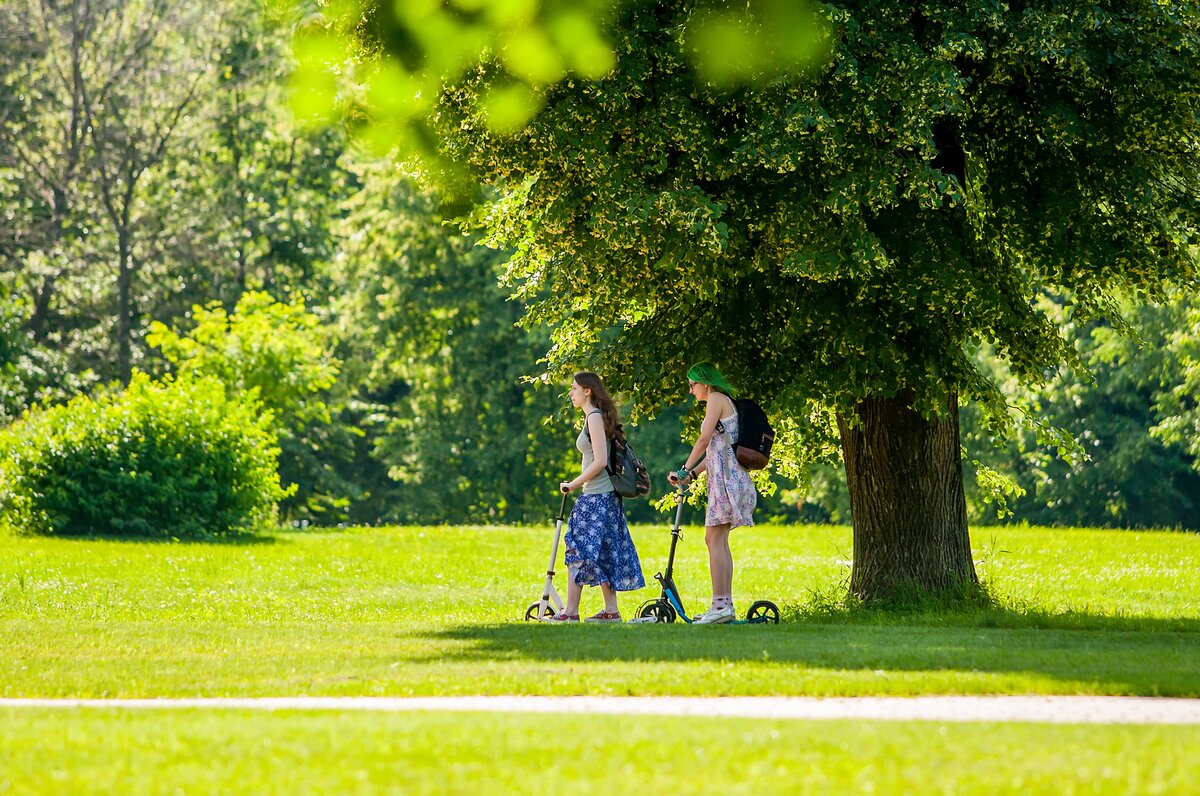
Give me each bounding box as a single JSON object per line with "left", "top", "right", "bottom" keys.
{"left": 2, "top": 520, "right": 1199, "bottom": 793}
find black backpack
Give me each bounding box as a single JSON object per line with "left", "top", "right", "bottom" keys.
{"left": 585, "top": 422, "right": 651, "bottom": 499}
{"left": 730, "top": 399, "right": 774, "bottom": 470}
{"left": 607, "top": 426, "right": 652, "bottom": 499}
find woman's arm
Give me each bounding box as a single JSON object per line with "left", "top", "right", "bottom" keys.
{"left": 670, "top": 396, "right": 725, "bottom": 483}
{"left": 561, "top": 412, "right": 610, "bottom": 493}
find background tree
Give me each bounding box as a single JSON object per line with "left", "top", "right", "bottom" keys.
{"left": 303, "top": 0, "right": 1200, "bottom": 599}
{"left": 0, "top": 287, "right": 32, "bottom": 423}
{"left": 0, "top": 0, "right": 352, "bottom": 388}
{"left": 83, "top": 1, "right": 219, "bottom": 383}
{"left": 162, "top": 0, "right": 355, "bottom": 313}
{"left": 0, "top": 0, "right": 225, "bottom": 383}
{"left": 952, "top": 295, "right": 1200, "bottom": 530}
{"left": 146, "top": 290, "right": 355, "bottom": 519}
{"left": 1149, "top": 295, "right": 1200, "bottom": 483}
{"left": 0, "top": 0, "right": 103, "bottom": 355}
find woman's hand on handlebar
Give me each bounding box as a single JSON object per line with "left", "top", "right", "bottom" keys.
{"left": 559, "top": 481, "right": 574, "bottom": 494}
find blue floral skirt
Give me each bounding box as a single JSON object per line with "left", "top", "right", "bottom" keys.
{"left": 564, "top": 492, "right": 645, "bottom": 591}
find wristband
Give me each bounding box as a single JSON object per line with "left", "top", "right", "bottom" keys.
{"left": 676, "top": 466, "right": 692, "bottom": 480}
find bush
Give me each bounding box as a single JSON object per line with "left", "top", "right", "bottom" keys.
{"left": 0, "top": 373, "right": 292, "bottom": 538}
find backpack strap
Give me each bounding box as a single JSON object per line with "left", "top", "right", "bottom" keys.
{"left": 583, "top": 409, "right": 608, "bottom": 455}
{"left": 583, "top": 411, "right": 623, "bottom": 480}
{"left": 583, "top": 409, "right": 603, "bottom": 438}
{"left": 715, "top": 393, "right": 737, "bottom": 436}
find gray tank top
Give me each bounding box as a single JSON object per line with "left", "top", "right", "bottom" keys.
{"left": 577, "top": 411, "right": 614, "bottom": 495}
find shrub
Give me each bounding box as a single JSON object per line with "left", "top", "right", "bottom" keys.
{"left": 0, "top": 372, "right": 292, "bottom": 538}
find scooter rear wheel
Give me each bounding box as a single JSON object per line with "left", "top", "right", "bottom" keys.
{"left": 636, "top": 599, "right": 677, "bottom": 623}
{"left": 525, "top": 602, "right": 555, "bottom": 621}
{"left": 745, "top": 600, "right": 780, "bottom": 624}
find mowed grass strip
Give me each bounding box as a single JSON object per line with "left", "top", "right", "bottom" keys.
{"left": 1, "top": 522, "right": 1198, "bottom": 698}
{"left": 3, "top": 708, "right": 1200, "bottom": 795}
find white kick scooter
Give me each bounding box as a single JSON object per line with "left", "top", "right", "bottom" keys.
{"left": 524, "top": 491, "right": 571, "bottom": 621}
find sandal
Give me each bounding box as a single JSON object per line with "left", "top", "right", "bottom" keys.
{"left": 584, "top": 611, "right": 622, "bottom": 623}
{"left": 545, "top": 612, "right": 579, "bottom": 622}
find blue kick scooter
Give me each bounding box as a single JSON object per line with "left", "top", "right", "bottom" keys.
{"left": 633, "top": 483, "right": 780, "bottom": 624}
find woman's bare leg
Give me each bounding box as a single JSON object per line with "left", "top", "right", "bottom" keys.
{"left": 705, "top": 523, "right": 733, "bottom": 607}
{"left": 600, "top": 583, "right": 618, "bottom": 614}
{"left": 565, "top": 569, "right": 583, "bottom": 616}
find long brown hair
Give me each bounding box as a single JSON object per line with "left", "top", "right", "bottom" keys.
{"left": 573, "top": 371, "right": 619, "bottom": 438}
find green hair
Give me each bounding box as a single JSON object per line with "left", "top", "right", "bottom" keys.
{"left": 686, "top": 362, "right": 736, "bottom": 397}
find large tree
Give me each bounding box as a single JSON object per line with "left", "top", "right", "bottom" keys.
{"left": 0, "top": 0, "right": 222, "bottom": 383}
{"left": 1, "top": 0, "right": 349, "bottom": 390}
{"left": 304, "top": 0, "right": 1200, "bottom": 600}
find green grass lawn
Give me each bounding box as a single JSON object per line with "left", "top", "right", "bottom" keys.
{"left": 2, "top": 521, "right": 1198, "bottom": 698}
{"left": 3, "top": 709, "right": 1199, "bottom": 795}
{"left": 2, "top": 519, "right": 1199, "bottom": 793}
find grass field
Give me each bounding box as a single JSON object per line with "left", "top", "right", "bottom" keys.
{"left": 4, "top": 709, "right": 1200, "bottom": 795}
{"left": 2, "top": 518, "right": 1199, "bottom": 793}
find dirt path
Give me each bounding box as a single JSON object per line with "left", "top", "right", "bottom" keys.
{"left": 3, "top": 695, "right": 1199, "bottom": 724}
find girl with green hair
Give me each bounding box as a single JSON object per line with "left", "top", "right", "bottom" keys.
{"left": 667, "top": 362, "right": 757, "bottom": 624}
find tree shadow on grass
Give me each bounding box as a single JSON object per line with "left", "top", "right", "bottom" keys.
{"left": 422, "top": 609, "right": 1200, "bottom": 697}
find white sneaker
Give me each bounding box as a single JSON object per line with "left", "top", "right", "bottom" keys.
{"left": 693, "top": 605, "right": 735, "bottom": 624}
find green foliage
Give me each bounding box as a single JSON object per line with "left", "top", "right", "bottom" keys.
{"left": 329, "top": 163, "right": 769, "bottom": 523}
{"left": 959, "top": 295, "right": 1200, "bottom": 529}
{"left": 287, "top": 0, "right": 825, "bottom": 158}
{"left": 0, "top": 287, "right": 88, "bottom": 427}
{"left": 0, "top": 287, "right": 29, "bottom": 423}
{"left": 6, "top": 0, "right": 1200, "bottom": 533}
{"left": 2, "top": 0, "right": 362, "bottom": 519}
{"left": 0, "top": 0, "right": 353, "bottom": 390}
{"left": 146, "top": 291, "right": 350, "bottom": 519}
{"left": 148, "top": 291, "right": 339, "bottom": 427}
{"left": 1150, "top": 299, "right": 1200, "bottom": 466}
{"left": 684, "top": 0, "right": 830, "bottom": 87}
{"left": 0, "top": 373, "right": 290, "bottom": 538}
{"left": 404, "top": 0, "right": 1200, "bottom": 523}
{"left": 330, "top": 164, "right": 574, "bottom": 523}
{"left": 163, "top": 1, "right": 357, "bottom": 313}
{"left": 430, "top": 0, "right": 1196, "bottom": 401}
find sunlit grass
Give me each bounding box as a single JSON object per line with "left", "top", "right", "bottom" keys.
{"left": 3, "top": 709, "right": 1199, "bottom": 795}
{"left": 3, "top": 521, "right": 1199, "bottom": 793}
{"left": 2, "top": 521, "right": 1198, "bottom": 699}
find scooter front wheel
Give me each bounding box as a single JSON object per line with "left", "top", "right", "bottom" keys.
{"left": 745, "top": 600, "right": 780, "bottom": 624}
{"left": 525, "top": 602, "right": 555, "bottom": 621}
{"left": 636, "top": 599, "right": 677, "bottom": 623}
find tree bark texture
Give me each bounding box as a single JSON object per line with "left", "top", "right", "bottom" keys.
{"left": 116, "top": 227, "right": 133, "bottom": 386}
{"left": 837, "top": 391, "right": 977, "bottom": 602}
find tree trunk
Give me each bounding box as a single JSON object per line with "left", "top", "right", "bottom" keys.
{"left": 28, "top": 275, "right": 55, "bottom": 341}
{"left": 116, "top": 228, "right": 133, "bottom": 385}
{"left": 837, "top": 391, "right": 976, "bottom": 602}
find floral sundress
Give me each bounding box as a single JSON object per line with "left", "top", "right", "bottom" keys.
{"left": 706, "top": 410, "right": 757, "bottom": 528}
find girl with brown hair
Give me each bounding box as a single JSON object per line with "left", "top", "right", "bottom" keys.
{"left": 549, "top": 372, "right": 645, "bottom": 622}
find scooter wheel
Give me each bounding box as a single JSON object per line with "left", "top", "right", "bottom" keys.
{"left": 745, "top": 600, "right": 780, "bottom": 624}
{"left": 636, "top": 599, "right": 677, "bottom": 624}
{"left": 525, "top": 602, "right": 555, "bottom": 621}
